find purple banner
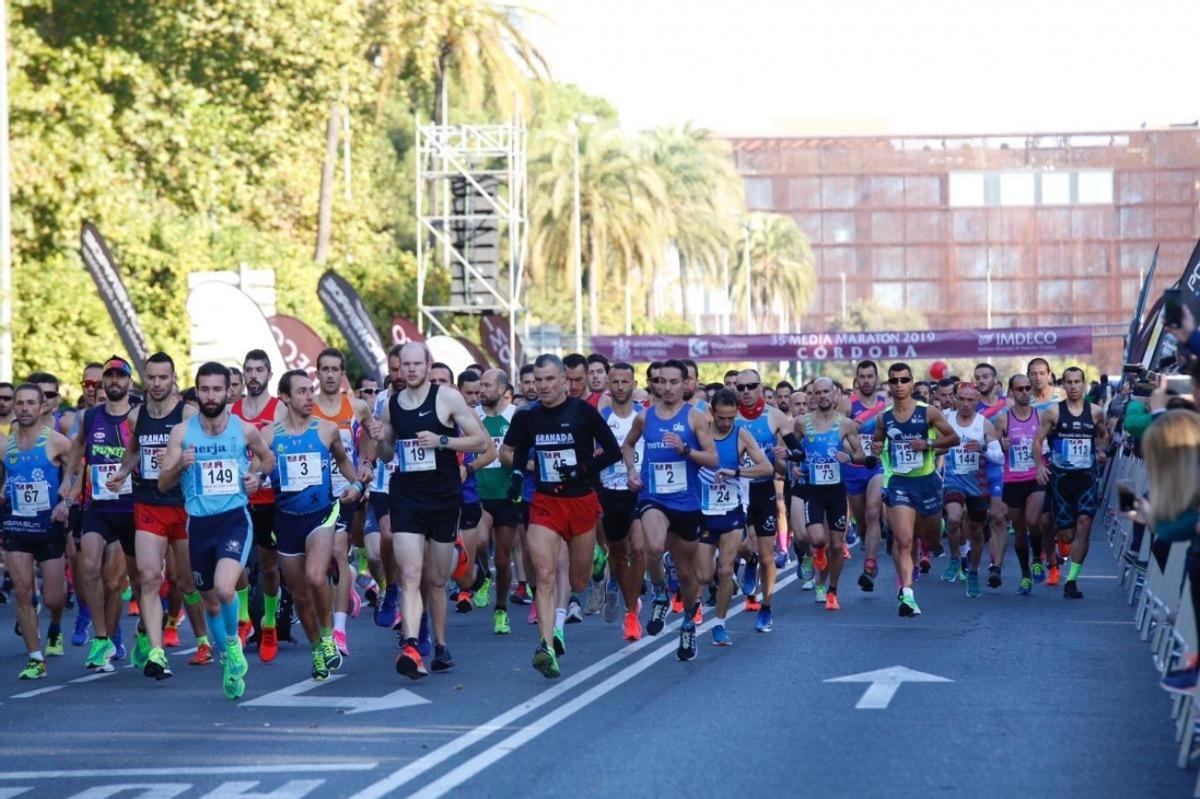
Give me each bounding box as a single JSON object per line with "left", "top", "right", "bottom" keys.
{"left": 591, "top": 327, "right": 1093, "bottom": 363}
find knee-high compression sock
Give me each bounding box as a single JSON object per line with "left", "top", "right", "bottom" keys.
{"left": 1067, "top": 562, "right": 1082, "bottom": 582}
{"left": 1015, "top": 539, "right": 1031, "bottom": 578}
{"left": 220, "top": 597, "right": 240, "bottom": 645}
{"left": 206, "top": 609, "right": 227, "bottom": 655}
{"left": 236, "top": 587, "right": 250, "bottom": 622}
{"left": 262, "top": 591, "right": 279, "bottom": 629}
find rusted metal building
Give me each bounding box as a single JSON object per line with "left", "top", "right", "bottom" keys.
{"left": 725, "top": 129, "right": 1200, "bottom": 369}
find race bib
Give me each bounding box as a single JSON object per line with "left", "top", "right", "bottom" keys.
{"left": 651, "top": 461, "right": 687, "bottom": 494}
{"left": 200, "top": 459, "right": 239, "bottom": 496}
{"left": 891, "top": 441, "right": 923, "bottom": 474}
{"left": 1009, "top": 440, "right": 1034, "bottom": 471}
{"left": 398, "top": 439, "right": 435, "bottom": 473}
{"left": 811, "top": 459, "right": 841, "bottom": 485}
{"left": 332, "top": 430, "right": 354, "bottom": 493}
{"left": 952, "top": 447, "right": 980, "bottom": 475}
{"left": 1066, "top": 438, "right": 1092, "bottom": 468}
{"left": 91, "top": 463, "right": 131, "bottom": 501}
{"left": 140, "top": 447, "right": 164, "bottom": 480}
{"left": 701, "top": 480, "right": 738, "bottom": 513}
{"left": 484, "top": 437, "right": 504, "bottom": 469}
{"left": 371, "top": 458, "right": 397, "bottom": 492}
{"left": 12, "top": 481, "right": 50, "bottom": 517}
{"left": 282, "top": 452, "right": 322, "bottom": 491}
{"left": 860, "top": 434, "right": 875, "bottom": 458}
{"left": 538, "top": 448, "right": 577, "bottom": 483}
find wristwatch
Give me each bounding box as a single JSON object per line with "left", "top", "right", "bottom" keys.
{"left": 680, "top": 443, "right": 692, "bottom": 456}
{"left": 438, "top": 434, "right": 449, "bottom": 450}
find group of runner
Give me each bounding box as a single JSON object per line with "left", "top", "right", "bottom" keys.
{"left": 0, "top": 347, "right": 1109, "bottom": 690}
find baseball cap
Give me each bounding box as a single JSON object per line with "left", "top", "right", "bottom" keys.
{"left": 102, "top": 356, "right": 132, "bottom": 377}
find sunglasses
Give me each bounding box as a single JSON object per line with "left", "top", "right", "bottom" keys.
{"left": 736, "top": 382, "right": 760, "bottom": 391}
{"left": 82, "top": 380, "right": 102, "bottom": 389}
{"left": 1011, "top": 385, "right": 1032, "bottom": 392}
{"left": 359, "top": 388, "right": 378, "bottom": 395}
{"left": 887, "top": 376, "right": 914, "bottom": 385}
{"left": 42, "top": 391, "right": 58, "bottom": 399}
{"left": 0, "top": 395, "right": 13, "bottom": 402}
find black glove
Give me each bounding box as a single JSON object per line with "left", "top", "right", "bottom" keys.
{"left": 863, "top": 455, "right": 879, "bottom": 470}
{"left": 786, "top": 448, "right": 806, "bottom": 463}
{"left": 558, "top": 463, "right": 585, "bottom": 482}
{"left": 507, "top": 472, "right": 524, "bottom": 502}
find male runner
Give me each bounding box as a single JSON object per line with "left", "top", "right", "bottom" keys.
{"left": 586, "top": 354, "right": 610, "bottom": 399}
{"left": 65, "top": 363, "right": 102, "bottom": 645}
{"left": 563, "top": 353, "right": 597, "bottom": 406}
{"left": 228, "top": 368, "right": 244, "bottom": 404}
{"left": 476, "top": 369, "right": 523, "bottom": 634}
{"left": 973, "top": 363, "right": 1011, "bottom": 587}
{"left": 356, "top": 376, "right": 380, "bottom": 403}
{"left": 158, "top": 361, "right": 276, "bottom": 699}
{"left": 230, "top": 349, "right": 283, "bottom": 662}
{"left": 872, "top": 363, "right": 959, "bottom": 617}
{"left": 369, "top": 342, "right": 487, "bottom": 679}
{"left": 0, "top": 383, "right": 14, "bottom": 430}
{"left": 452, "top": 369, "right": 497, "bottom": 613}
{"left": 500, "top": 354, "right": 621, "bottom": 678}
{"left": 1032, "top": 366, "right": 1108, "bottom": 600}
{"left": 262, "top": 369, "right": 362, "bottom": 680}
{"left": 846, "top": 360, "right": 888, "bottom": 592}
{"left": 774, "top": 381, "right": 793, "bottom": 413}
{"left": 1028, "top": 358, "right": 1062, "bottom": 405}
{"left": 2, "top": 384, "right": 71, "bottom": 678}
{"left": 518, "top": 364, "right": 537, "bottom": 406}
{"left": 996, "top": 373, "right": 1047, "bottom": 595}
{"left": 682, "top": 359, "right": 707, "bottom": 412}
{"left": 365, "top": 347, "right": 403, "bottom": 628}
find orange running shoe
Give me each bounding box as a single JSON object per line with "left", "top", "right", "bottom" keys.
{"left": 455, "top": 590, "right": 473, "bottom": 614}
{"left": 825, "top": 592, "right": 841, "bottom": 611}
{"left": 1057, "top": 542, "right": 1071, "bottom": 559}
{"left": 452, "top": 539, "right": 471, "bottom": 583}
{"left": 395, "top": 642, "right": 428, "bottom": 680}
{"left": 189, "top": 641, "right": 213, "bottom": 665}
{"left": 128, "top": 598, "right": 140, "bottom": 617}
{"left": 693, "top": 605, "right": 703, "bottom": 624}
{"left": 812, "top": 546, "right": 828, "bottom": 573}
{"left": 237, "top": 619, "right": 252, "bottom": 646}
{"left": 745, "top": 596, "right": 762, "bottom": 612}
{"left": 162, "top": 624, "right": 181, "bottom": 648}
{"left": 622, "top": 611, "right": 642, "bottom": 641}
{"left": 258, "top": 626, "right": 278, "bottom": 662}
{"left": 671, "top": 591, "right": 684, "bottom": 614}
{"left": 1047, "top": 565, "right": 1061, "bottom": 586}
{"left": 841, "top": 542, "right": 852, "bottom": 562}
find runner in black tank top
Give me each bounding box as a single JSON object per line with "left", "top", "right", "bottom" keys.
{"left": 369, "top": 342, "right": 489, "bottom": 679}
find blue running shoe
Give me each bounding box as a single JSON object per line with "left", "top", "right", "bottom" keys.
{"left": 112, "top": 626, "right": 127, "bottom": 661}
{"left": 71, "top": 606, "right": 92, "bottom": 646}
{"left": 755, "top": 607, "right": 773, "bottom": 633}
{"left": 664, "top": 552, "right": 679, "bottom": 594}
{"left": 741, "top": 558, "right": 759, "bottom": 597}
{"left": 774, "top": 547, "right": 788, "bottom": 570}
{"left": 374, "top": 585, "right": 400, "bottom": 629}
{"left": 417, "top": 612, "right": 432, "bottom": 657}
{"left": 711, "top": 624, "right": 732, "bottom": 647}
{"left": 1018, "top": 577, "right": 1033, "bottom": 596}
{"left": 941, "top": 559, "right": 960, "bottom": 583}
{"left": 846, "top": 522, "right": 859, "bottom": 548}
{"left": 966, "top": 571, "right": 981, "bottom": 598}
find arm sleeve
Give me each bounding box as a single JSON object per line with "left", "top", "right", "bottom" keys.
{"left": 985, "top": 439, "right": 1004, "bottom": 465}
{"left": 587, "top": 405, "right": 622, "bottom": 475}
{"left": 503, "top": 409, "right": 531, "bottom": 457}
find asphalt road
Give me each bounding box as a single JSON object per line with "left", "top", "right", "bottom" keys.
{"left": 0, "top": 534, "right": 1189, "bottom": 799}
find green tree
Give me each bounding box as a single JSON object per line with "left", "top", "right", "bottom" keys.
{"left": 734, "top": 213, "right": 816, "bottom": 333}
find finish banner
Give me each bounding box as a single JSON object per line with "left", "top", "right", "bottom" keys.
{"left": 591, "top": 327, "right": 1094, "bottom": 363}
{"left": 316, "top": 271, "right": 388, "bottom": 381}
{"left": 80, "top": 222, "right": 150, "bottom": 380}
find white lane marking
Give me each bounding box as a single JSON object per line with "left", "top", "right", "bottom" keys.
{"left": 198, "top": 779, "right": 324, "bottom": 798}
{"left": 349, "top": 572, "right": 798, "bottom": 799}
{"left": 824, "top": 665, "right": 952, "bottom": 709}
{"left": 172, "top": 647, "right": 199, "bottom": 656}
{"left": 0, "top": 764, "right": 377, "bottom": 781}
{"left": 69, "top": 672, "right": 116, "bottom": 684}
{"left": 241, "top": 674, "right": 429, "bottom": 714}
{"left": 1077, "top": 575, "right": 1118, "bottom": 580}
{"left": 11, "top": 686, "right": 64, "bottom": 699}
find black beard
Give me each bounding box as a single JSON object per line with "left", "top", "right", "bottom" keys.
{"left": 105, "top": 385, "right": 128, "bottom": 401}
{"left": 200, "top": 401, "right": 225, "bottom": 418}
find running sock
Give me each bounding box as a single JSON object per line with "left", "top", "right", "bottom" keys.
{"left": 333, "top": 612, "right": 348, "bottom": 634}
{"left": 220, "top": 597, "right": 239, "bottom": 642}
{"left": 554, "top": 608, "right": 567, "bottom": 629}
{"left": 48, "top": 622, "right": 60, "bottom": 639}
{"left": 901, "top": 586, "right": 914, "bottom": 599}
{"left": 197, "top": 635, "right": 210, "bottom": 648}
{"left": 1067, "top": 562, "right": 1082, "bottom": 582}
{"left": 1030, "top": 536, "right": 1044, "bottom": 562}
{"left": 262, "top": 591, "right": 279, "bottom": 629}
{"left": 320, "top": 626, "right": 332, "bottom": 640}
{"left": 1015, "top": 541, "right": 1031, "bottom": 578}
{"left": 30, "top": 650, "right": 44, "bottom": 662}
{"left": 653, "top": 580, "right": 668, "bottom": 601}
{"left": 206, "top": 611, "right": 227, "bottom": 655}
{"left": 236, "top": 588, "right": 250, "bottom": 622}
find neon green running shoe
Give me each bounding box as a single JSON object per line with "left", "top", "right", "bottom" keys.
{"left": 311, "top": 645, "right": 330, "bottom": 681}
{"left": 492, "top": 608, "right": 511, "bottom": 635}
{"left": 45, "top": 630, "right": 64, "bottom": 657}
{"left": 223, "top": 674, "right": 245, "bottom": 700}
{"left": 144, "top": 647, "right": 172, "bottom": 680}
{"left": 473, "top": 577, "right": 492, "bottom": 609}
{"left": 131, "top": 631, "right": 151, "bottom": 671}
{"left": 18, "top": 658, "right": 46, "bottom": 680}
{"left": 815, "top": 584, "right": 828, "bottom": 604}
{"left": 553, "top": 626, "right": 566, "bottom": 656}
{"left": 898, "top": 593, "right": 922, "bottom": 618}
{"left": 532, "top": 642, "right": 560, "bottom": 678}
{"left": 224, "top": 638, "right": 248, "bottom": 680}
{"left": 85, "top": 637, "right": 116, "bottom": 672}
{"left": 121, "top": 583, "right": 133, "bottom": 602}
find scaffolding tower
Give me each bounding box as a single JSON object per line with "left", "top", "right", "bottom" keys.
{"left": 415, "top": 117, "right": 527, "bottom": 367}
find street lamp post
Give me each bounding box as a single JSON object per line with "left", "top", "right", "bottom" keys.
{"left": 569, "top": 114, "right": 598, "bottom": 353}
{"left": 986, "top": 263, "right": 993, "bottom": 329}
{"left": 839, "top": 271, "right": 847, "bottom": 323}
{"left": 743, "top": 222, "right": 753, "bottom": 335}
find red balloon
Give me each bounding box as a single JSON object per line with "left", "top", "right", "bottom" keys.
{"left": 929, "top": 361, "right": 948, "bottom": 380}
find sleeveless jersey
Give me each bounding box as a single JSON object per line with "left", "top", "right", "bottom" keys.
{"left": 270, "top": 419, "right": 333, "bottom": 515}
{"left": 313, "top": 394, "right": 357, "bottom": 495}
{"left": 1003, "top": 407, "right": 1042, "bottom": 483}
{"left": 232, "top": 396, "right": 280, "bottom": 506}
{"left": 132, "top": 402, "right": 185, "bottom": 507}
{"left": 388, "top": 384, "right": 460, "bottom": 509}
{"left": 734, "top": 412, "right": 776, "bottom": 484}
{"left": 881, "top": 402, "right": 936, "bottom": 479}
{"left": 81, "top": 406, "right": 133, "bottom": 513}
{"left": 369, "top": 392, "right": 396, "bottom": 495}
{"left": 4, "top": 427, "right": 59, "bottom": 536}
{"left": 600, "top": 406, "right": 642, "bottom": 492}
{"left": 180, "top": 415, "right": 250, "bottom": 517}
{"left": 638, "top": 404, "right": 701, "bottom": 512}
{"left": 700, "top": 427, "right": 741, "bottom": 516}
{"left": 945, "top": 412, "right": 986, "bottom": 496}
{"left": 476, "top": 406, "right": 517, "bottom": 500}
{"left": 800, "top": 413, "right": 846, "bottom": 487}
{"left": 1049, "top": 400, "right": 1097, "bottom": 472}
{"left": 846, "top": 396, "right": 886, "bottom": 473}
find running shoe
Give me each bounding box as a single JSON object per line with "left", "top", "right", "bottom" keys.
{"left": 846, "top": 523, "right": 859, "bottom": 547}
{"left": 755, "top": 607, "right": 774, "bottom": 633}
{"left": 432, "top": 644, "right": 455, "bottom": 672}
{"left": 592, "top": 543, "right": 608, "bottom": 582}
{"left": 842, "top": 542, "right": 852, "bottom": 562}
{"left": 131, "top": 631, "right": 151, "bottom": 671}
{"left": 473, "top": 578, "right": 492, "bottom": 609}
{"left": 162, "top": 624, "right": 181, "bottom": 648}
{"left": 565, "top": 595, "right": 583, "bottom": 624}
{"left": 825, "top": 591, "right": 841, "bottom": 611}
{"left": 533, "top": 641, "right": 560, "bottom": 678}
{"left": 1057, "top": 541, "right": 1071, "bottom": 560}
{"left": 693, "top": 604, "right": 703, "bottom": 624}
{"left": 71, "top": 607, "right": 91, "bottom": 646}
{"left": 744, "top": 596, "right": 762, "bottom": 612}
{"left": 46, "top": 631, "right": 64, "bottom": 657}
{"left": 800, "top": 555, "right": 815, "bottom": 582}
{"left": 711, "top": 624, "right": 732, "bottom": 646}
{"left": 671, "top": 591, "right": 684, "bottom": 615}
{"left": 603, "top": 580, "right": 620, "bottom": 623}
{"left": 858, "top": 558, "right": 877, "bottom": 592}
{"left": 374, "top": 585, "right": 400, "bottom": 628}
{"left": 364, "top": 582, "right": 380, "bottom": 610}
{"left": 987, "top": 565, "right": 1002, "bottom": 589}
{"left": 349, "top": 587, "right": 362, "bottom": 619}
{"left": 665, "top": 552, "right": 679, "bottom": 594}
{"left": 918, "top": 553, "right": 931, "bottom": 574}
{"left": 646, "top": 599, "right": 670, "bottom": 636}
{"left": 1031, "top": 561, "right": 1046, "bottom": 583}
{"left": 740, "top": 558, "right": 759, "bottom": 596}
{"left": 85, "top": 637, "right": 116, "bottom": 672}
{"left": 813, "top": 546, "right": 828, "bottom": 573}
{"left": 941, "top": 559, "right": 960, "bottom": 583}
{"left": 774, "top": 548, "right": 788, "bottom": 570}
{"left": 259, "top": 626, "right": 279, "bottom": 662}
{"left": 112, "top": 627, "right": 126, "bottom": 661}
{"left": 585, "top": 583, "right": 605, "bottom": 616}
{"left": 237, "top": 620, "right": 252, "bottom": 647}
{"left": 417, "top": 613, "right": 433, "bottom": 656}
{"left": 623, "top": 612, "right": 643, "bottom": 641}
{"left": 189, "top": 641, "right": 214, "bottom": 666}
{"left": 1018, "top": 577, "right": 1033, "bottom": 596}
{"left": 225, "top": 638, "right": 249, "bottom": 680}
{"left": 121, "top": 580, "right": 133, "bottom": 602}
{"left": 815, "top": 584, "right": 827, "bottom": 604}
{"left": 455, "top": 590, "right": 473, "bottom": 614}
{"left": 322, "top": 636, "right": 343, "bottom": 671}
{"left": 1063, "top": 580, "right": 1083, "bottom": 599}
{"left": 222, "top": 656, "right": 245, "bottom": 700}
{"left": 511, "top": 583, "right": 532, "bottom": 605}
{"left": 493, "top": 608, "right": 511, "bottom": 635}
{"left": 526, "top": 603, "right": 538, "bottom": 626}
{"left": 128, "top": 598, "right": 140, "bottom": 617}
{"left": 677, "top": 621, "right": 698, "bottom": 661}
{"left": 144, "top": 647, "right": 172, "bottom": 680}
{"left": 396, "top": 641, "right": 428, "bottom": 680}
{"left": 800, "top": 578, "right": 816, "bottom": 591}
{"left": 966, "top": 571, "right": 981, "bottom": 598}
{"left": 553, "top": 627, "right": 566, "bottom": 657}
{"left": 898, "top": 593, "right": 922, "bottom": 617}
{"left": 333, "top": 629, "right": 349, "bottom": 657}
{"left": 1161, "top": 656, "right": 1200, "bottom": 695}
{"left": 18, "top": 658, "right": 46, "bottom": 680}
{"left": 311, "top": 645, "right": 330, "bottom": 681}
{"left": 1046, "top": 565, "right": 1060, "bottom": 586}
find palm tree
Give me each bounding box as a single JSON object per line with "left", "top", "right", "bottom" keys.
{"left": 528, "top": 120, "right": 670, "bottom": 336}
{"left": 371, "top": 0, "right": 548, "bottom": 122}
{"left": 641, "top": 124, "right": 744, "bottom": 326}
{"left": 734, "top": 213, "right": 817, "bottom": 333}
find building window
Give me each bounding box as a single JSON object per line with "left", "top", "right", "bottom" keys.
{"left": 744, "top": 177, "right": 774, "bottom": 210}
{"left": 999, "top": 173, "right": 1035, "bottom": 207}
{"left": 948, "top": 169, "right": 1114, "bottom": 208}
{"left": 949, "top": 173, "right": 985, "bottom": 207}
{"left": 1040, "top": 172, "right": 1071, "bottom": 205}
{"left": 1077, "top": 170, "right": 1114, "bottom": 205}
{"left": 873, "top": 281, "right": 903, "bottom": 308}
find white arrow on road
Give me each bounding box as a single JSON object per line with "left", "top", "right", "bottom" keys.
{"left": 241, "top": 674, "right": 430, "bottom": 714}
{"left": 824, "top": 665, "right": 952, "bottom": 709}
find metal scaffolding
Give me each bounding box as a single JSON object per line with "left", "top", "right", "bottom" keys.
{"left": 415, "top": 117, "right": 528, "bottom": 365}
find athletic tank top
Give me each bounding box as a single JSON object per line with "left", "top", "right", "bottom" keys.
{"left": 1049, "top": 400, "right": 1096, "bottom": 472}
{"left": 314, "top": 394, "right": 356, "bottom": 495}
{"left": 599, "top": 406, "right": 641, "bottom": 492}
{"left": 232, "top": 396, "right": 279, "bottom": 505}
{"left": 734, "top": 412, "right": 776, "bottom": 484}
{"left": 4, "top": 427, "right": 59, "bottom": 535}
{"left": 699, "top": 427, "right": 741, "bottom": 516}
{"left": 388, "top": 384, "right": 460, "bottom": 508}
{"left": 881, "top": 402, "right": 936, "bottom": 478}
{"left": 638, "top": 404, "right": 701, "bottom": 512}
{"left": 180, "top": 415, "right": 250, "bottom": 517}
{"left": 1003, "top": 406, "right": 1043, "bottom": 483}
{"left": 270, "top": 419, "right": 333, "bottom": 515}
{"left": 945, "top": 412, "right": 986, "bottom": 496}
{"left": 461, "top": 447, "right": 479, "bottom": 504}
{"left": 800, "top": 413, "right": 846, "bottom": 487}
{"left": 476, "top": 407, "right": 517, "bottom": 500}
{"left": 846, "top": 396, "right": 886, "bottom": 472}
{"left": 132, "top": 402, "right": 185, "bottom": 507}
{"left": 81, "top": 406, "right": 133, "bottom": 513}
